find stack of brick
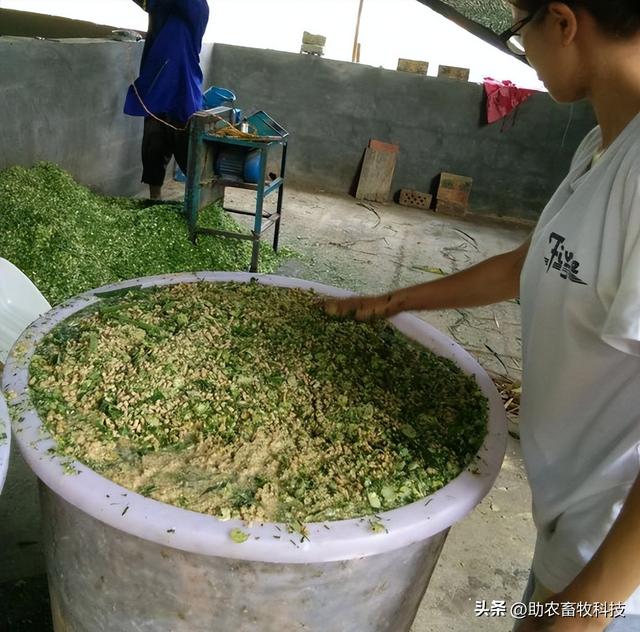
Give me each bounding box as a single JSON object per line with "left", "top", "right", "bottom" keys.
{"left": 435, "top": 172, "right": 472, "bottom": 216}
{"left": 437, "top": 65, "right": 470, "bottom": 81}
{"left": 300, "top": 32, "right": 326, "bottom": 56}
{"left": 396, "top": 58, "right": 429, "bottom": 75}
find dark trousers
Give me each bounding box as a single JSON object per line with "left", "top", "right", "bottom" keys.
{"left": 141, "top": 115, "right": 189, "bottom": 186}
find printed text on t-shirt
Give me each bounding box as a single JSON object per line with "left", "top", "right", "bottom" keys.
{"left": 543, "top": 233, "right": 587, "bottom": 285}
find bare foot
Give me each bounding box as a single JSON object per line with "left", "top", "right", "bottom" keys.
{"left": 149, "top": 185, "right": 162, "bottom": 200}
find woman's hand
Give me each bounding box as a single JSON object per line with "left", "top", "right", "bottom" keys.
{"left": 323, "top": 292, "right": 404, "bottom": 321}
{"left": 322, "top": 238, "right": 530, "bottom": 321}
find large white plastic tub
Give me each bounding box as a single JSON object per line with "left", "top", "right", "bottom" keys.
{"left": 0, "top": 394, "right": 9, "bottom": 494}
{"left": 0, "top": 257, "right": 51, "bottom": 364}
{"left": 2, "top": 272, "right": 507, "bottom": 632}
{"left": 0, "top": 257, "right": 50, "bottom": 496}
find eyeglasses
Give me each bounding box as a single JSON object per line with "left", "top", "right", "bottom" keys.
{"left": 499, "top": 12, "right": 537, "bottom": 56}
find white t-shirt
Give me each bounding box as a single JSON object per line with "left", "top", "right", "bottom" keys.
{"left": 519, "top": 112, "right": 640, "bottom": 610}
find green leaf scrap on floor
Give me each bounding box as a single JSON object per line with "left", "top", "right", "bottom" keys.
{"left": 29, "top": 282, "right": 489, "bottom": 524}
{"left": 0, "top": 162, "right": 293, "bottom": 306}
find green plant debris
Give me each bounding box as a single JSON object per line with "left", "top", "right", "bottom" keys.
{"left": 369, "top": 519, "right": 387, "bottom": 534}
{"left": 230, "top": 528, "right": 250, "bottom": 543}
{"left": 29, "top": 282, "right": 489, "bottom": 524}
{"left": 0, "top": 163, "right": 293, "bottom": 305}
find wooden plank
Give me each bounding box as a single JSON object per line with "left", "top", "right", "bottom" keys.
{"left": 355, "top": 147, "right": 398, "bottom": 202}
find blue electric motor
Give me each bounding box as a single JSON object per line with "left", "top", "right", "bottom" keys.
{"left": 215, "top": 148, "right": 260, "bottom": 184}
{"left": 175, "top": 87, "right": 243, "bottom": 182}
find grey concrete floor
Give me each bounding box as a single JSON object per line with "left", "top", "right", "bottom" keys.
{"left": 223, "top": 186, "right": 536, "bottom": 632}
{"left": 0, "top": 184, "right": 536, "bottom": 632}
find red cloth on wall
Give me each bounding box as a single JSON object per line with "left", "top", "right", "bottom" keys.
{"left": 483, "top": 77, "right": 535, "bottom": 125}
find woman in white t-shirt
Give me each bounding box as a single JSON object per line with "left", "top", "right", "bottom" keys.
{"left": 325, "top": 2, "right": 640, "bottom": 631}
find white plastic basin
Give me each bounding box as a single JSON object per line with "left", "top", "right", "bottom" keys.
{"left": 2, "top": 272, "right": 508, "bottom": 632}
{"left": 0, "top": 258, "right": 50, "bottom": 495}
{"left": 0, "top": 258, "right": 51, "bottom": 364}
{"left": 0, "top": 394, "right": 8, "bottom": 493}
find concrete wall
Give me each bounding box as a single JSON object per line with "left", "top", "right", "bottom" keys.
{"left": 0, "top": 9, "right": 127, "bottom": 39}
{"left": 206, "top": 44, "right": 596, "bottom": 221}
{"left": 0, "top": 37, "right": 595, "bottom": 219}
{"left": 0, "top": 36, "right": 145, "bottom": 196}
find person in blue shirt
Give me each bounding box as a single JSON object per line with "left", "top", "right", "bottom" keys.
{"left": 125, "top": 0, "right": 209, "bottom": 199}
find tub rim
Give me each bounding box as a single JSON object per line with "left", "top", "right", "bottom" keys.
{"left": 0, "top": 393, "right": 9, "bottom": 493}
{"left": 1, "top": 271, "right": 507, "bottom": 563}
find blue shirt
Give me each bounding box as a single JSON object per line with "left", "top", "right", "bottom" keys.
{"left": 124, "top": 0, "right": 209, "bottom": 124}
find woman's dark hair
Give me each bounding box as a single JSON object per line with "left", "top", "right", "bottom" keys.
{"left": 508, "top": 1, "right": 640, "bottom": 38}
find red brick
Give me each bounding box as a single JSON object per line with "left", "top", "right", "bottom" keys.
{"left": 439, "top": 172, "right": 473, "bottom": 192}
{"left": 437, "top": 172, "right": 472, "bottom": 208}
{"left": 399, "top": 189, "right": 432, "bottom": 209}
{"left": 302, "top": 31, "right": 326, "bottom": 46}
{"left": 397, "top": 58, "right": 429, "bottom": 75}
{"left": 438, "top": 188, "right": 470, "bottom": 206}
{"left": 435, "top": 199, "right": 467, "bottom": 217}
{"left": 437, "top": 65, "right": 470, "bottom": 81}
{"left": 369, "top": 139, "right": 399, "bottom": 153}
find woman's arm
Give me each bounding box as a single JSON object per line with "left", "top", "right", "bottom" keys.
{"left": 324, "top": 237, "right": 531, "bottom": 321}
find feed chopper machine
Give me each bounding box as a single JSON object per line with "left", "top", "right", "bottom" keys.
{"left": 183, "top": 104, "right": 289, "bottom": 272}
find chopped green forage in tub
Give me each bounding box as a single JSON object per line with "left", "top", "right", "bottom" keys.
{"left": 28, "top": 283, "right": 489, "bottom": 523}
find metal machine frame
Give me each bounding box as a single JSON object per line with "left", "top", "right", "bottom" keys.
{"left": 184, "top": 108, "right": 288, "bottom": 272}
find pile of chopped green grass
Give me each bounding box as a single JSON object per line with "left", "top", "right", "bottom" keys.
{"left": 0, "top": 163, "right": 291, "bottom": 305}
{"left": 28, "top": 282, "right": 489, "bottom": 525}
